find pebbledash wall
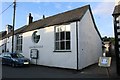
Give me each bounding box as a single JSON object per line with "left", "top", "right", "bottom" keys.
{"left": 0, "top": 5, "right": 102, "bottom": 70}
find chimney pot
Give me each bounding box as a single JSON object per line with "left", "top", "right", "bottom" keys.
{"left": 6, "top": 25, "right": 12, "bottom": 34}
{"left": 43, "top": 15, "right": 45, "bottom": 19}
{"left": 27, "top": 13, "right": 33, "bottom": 25}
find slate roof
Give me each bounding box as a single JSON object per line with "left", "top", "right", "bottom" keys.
{"left": 0, "top": 31, "right": 7, "bottom": 40}
{"left": 113, "top": 5, "right": 120, "bottom": 16}
{"left": 0, "top": 5, "right": 101, "bottom": 40}
{"left": 24, "top": 5, "right": 89, "bottom": 32}
{"left": 1, "top": 25, "right": 27, "bottom": 40}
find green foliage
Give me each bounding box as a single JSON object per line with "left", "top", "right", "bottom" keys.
{"left": 102, "top": 36, "right": 115, "bottom": 45}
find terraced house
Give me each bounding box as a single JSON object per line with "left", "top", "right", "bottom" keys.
{"left": 112, "top": 0, "right": 120, "bottom": 74}
{"left": 0, "top": 5, "right": 102, "bottom": 70}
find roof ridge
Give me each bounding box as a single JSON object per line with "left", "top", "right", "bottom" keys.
{"left": 33, "top": 5, "right": 90, "bottom": 23}
{"left": 24, "top": 4, "right": 89, "bottom": 32}
{"left": 1, "top": 4, "right": 90, "bottom": 40}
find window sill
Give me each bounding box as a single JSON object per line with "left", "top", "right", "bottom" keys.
{"left": 53, "top": 50, "right": 71, "bottom": 52}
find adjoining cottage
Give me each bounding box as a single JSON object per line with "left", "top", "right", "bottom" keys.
{"left": 0, "top": 31, "right": 7, "bottom": 53}
{"left": 0, "top": 5, "right": 102, "bottom": 70}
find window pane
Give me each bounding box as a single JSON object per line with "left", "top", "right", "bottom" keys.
{"left": 21, "top": 39, "right": 22, "bottom": 44}
{"left": 60, "top": 26, "right": 65, "bottom": 32}
{"left": 55, "top": 26, "right": 71, "bottom": 51}
{"left": 66, "top": 25, "right": 70, "bottom": 31}
{"left": 55, "top": 42, "right": 59, "bottom": 50}
{"left": 60, "top": 41, "right": 65, "bottom": 50}
{"left": 37, "top": 35, "right": 40, "bottom": 42}
{"left": 16, "top": 40, "right": 18, "bottom": 44}
{"left": 17, "top": 39, "right": 20, "bottom": 44}
{"left": 20, "top": 46, "right": 22, "bottom": 51}
{"left": 66, "top": 32, "right": 70, "bottom": 40}
{"left": 16, "top": 46, "right": 18, "bottom": 50}
{"left": 56, "top": 27, "right": 60, "bottom": 32}
{"left": 60, "top": 32, "right": 65, "bottom": 40}
{"left": 56, "top": 33, "right": 59, "bottom": 41}
{"left": 66, "top": 41, "right": 70, "bottom": 50}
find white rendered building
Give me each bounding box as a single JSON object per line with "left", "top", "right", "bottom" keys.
{"left": 0, "top": 5, "right": 102, "bottom": 70}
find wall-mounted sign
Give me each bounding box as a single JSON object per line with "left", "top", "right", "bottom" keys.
{"left": 32, "top": 31, "right": 40, "bottom": 43}
{"left": 98, "top": 57, "right": 111, "bottom": 67}
{"left": 30, "top": 49, "right": 39, "bottom": 59}
{"left": 29, "top": 45, "right": 43, "bottom": 48}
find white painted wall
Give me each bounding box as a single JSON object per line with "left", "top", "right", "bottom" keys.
{"left": 0, "top": 40, "right": 2, "bottom": 53}
{"left": 22, "top": 23, "right": 77, "bottom": 69}
{"left": 1, "top": 9, "right": 102, "bottom": 70}
{"left": 1, "top": 38, "right": 7, "bottom": 53}
{"left": 78, "top": 9, "right": 102, "bottom": 69}
{"left": 6, "top": 36, "right": 12, "bottom": 52}
{"left": 0, "top": 35, "right": 17, "bottom": 53}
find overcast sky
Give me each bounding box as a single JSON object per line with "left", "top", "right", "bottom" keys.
{"left": 0, "top": 0, "right": 116, "bottom": 37}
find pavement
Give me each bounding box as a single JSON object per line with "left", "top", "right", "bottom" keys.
{"left": 1, "top": 56, "right": 120, "bottom": 80}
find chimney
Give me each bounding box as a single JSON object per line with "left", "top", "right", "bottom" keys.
{"left": 6, "top": 25, "right": 12, "bottom": 34}
{"left": 115, "top": 0, "right": 120, "bottom": 5}
{"left": 27, "top": 13, "right": 33, "bottom": 25}
{"left": 119, "top": 1, "right": 120, "bottom": 5}
{"left": 43, "top": 15, "right": 45, "bottom": 19}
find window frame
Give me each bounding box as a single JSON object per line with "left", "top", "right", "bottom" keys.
{"left": 16, "top": 34, "right": 23, "bottom": 53}
{"left": 54, "top": 24, "right": 71, "bottom": 52}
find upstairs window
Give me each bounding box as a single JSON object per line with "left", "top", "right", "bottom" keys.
{"left": 55, "top": 25, "right": 71, "bottom": 51}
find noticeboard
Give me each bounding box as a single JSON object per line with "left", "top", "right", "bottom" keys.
{"left": 30, "top": 49, "right": 39, "bottom": 59}
{"left": 98, "top": 57, "right": 111, "bottom": 67}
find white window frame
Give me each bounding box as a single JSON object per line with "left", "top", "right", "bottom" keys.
{"left": 16, "top": 34, "right": 22, "bottom": 53}
{"left": 54, "top": 24, "right": 71, "bottom": 52}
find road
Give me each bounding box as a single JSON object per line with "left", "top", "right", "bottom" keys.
{"left": 1, "top": 57, "right": 120, "bottom": 79}
{"left": 2, "top": 64, "right": 108, "bottom": 78}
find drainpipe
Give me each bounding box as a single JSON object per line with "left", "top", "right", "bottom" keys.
{"left": 76, "top": 21, "right": 79, "bottom": 71}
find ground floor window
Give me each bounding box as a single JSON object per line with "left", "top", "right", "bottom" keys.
{"left": 55, "top": 24, "right": 71, "bottom": 51}
{"left": 16, "top": 34, "right": 22, "bottom": 53}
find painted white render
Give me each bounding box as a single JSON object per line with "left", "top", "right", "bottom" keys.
{"left": 0, "top": 5, "right": 102, "bottom": 70}
{"left": 23, "top": 23, "right": 78, "bottom": 69}
{"left": 0, "top": 35, "right": 16, "bottom": 53}
{"left": 78, "top": 9, "right": 102, "bottom": 69}
{"left": 0, "top": 40, "right": 2, "bottom": 53}
{"left": 0, "top": 38, "right": 7, "bottom": 53}
{"left": 6, "top": 36, "right": 12, "bottom": 52}
{"left": 21, "top": 9, "right": 102, "bottom": 69}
